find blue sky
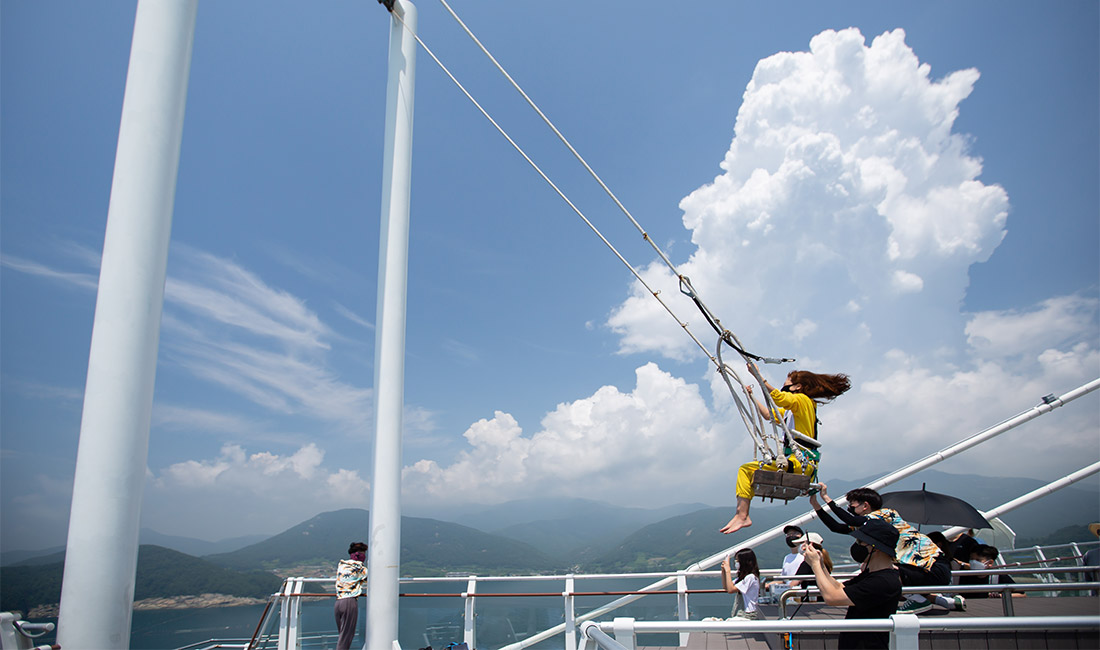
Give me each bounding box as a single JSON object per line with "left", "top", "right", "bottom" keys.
{"left": 2, "top": 0, "right": 1098, "bottom": 551}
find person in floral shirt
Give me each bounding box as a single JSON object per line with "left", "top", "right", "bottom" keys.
{"left": 334, "top": 541, "right": 368, "bottom": 650}
{"left": 812, "top": 485, "right": 965, "bottom": 614}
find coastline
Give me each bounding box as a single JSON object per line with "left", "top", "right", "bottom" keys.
{"left": 29, "top": 593, "right": 267, "bottom": 618}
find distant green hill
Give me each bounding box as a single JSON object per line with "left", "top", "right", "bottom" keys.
{"left": 0, "top": 545, "right": 282, "bottom": 614}
{"left": 204, "top": 509, "right": 561, "bottom": 576}
{"left": 474, "top": 498, "right": 712, "bottom": 564}
{"left": 583, "top": 504, "right": 837, "bottom": 573}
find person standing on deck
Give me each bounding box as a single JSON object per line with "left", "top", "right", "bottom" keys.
{"left": 334, "top": 541, "right": 368, "bottom": 650}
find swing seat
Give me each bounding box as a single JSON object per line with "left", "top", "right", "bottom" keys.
{"left": 751, "top": 469, "right": 812, "bottom": 502}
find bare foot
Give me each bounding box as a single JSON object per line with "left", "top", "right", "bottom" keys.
{"left": 719, "top": 514, "right": 752, "bottom": 534}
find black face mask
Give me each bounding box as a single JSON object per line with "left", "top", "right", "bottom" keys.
{"left": 780, "top": 384, "right": 794, "bottom": 392}
{"left": 847, "top": 505, "right": 858, "bottom": 515}
{"left": 850, "top": 542, "right": 869, "bottom": 564}
{"left": 785, "top": 535, "right": 800, "bottom": 548}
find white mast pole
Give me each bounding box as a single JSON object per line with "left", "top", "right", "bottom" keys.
{"left": 57, "top": 1, "right": 196, "bottom": 647}
{"left": 367, "top": 1, "right": 417, "bottom": 649}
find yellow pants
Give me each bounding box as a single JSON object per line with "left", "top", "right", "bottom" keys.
{"left": 735, "top": 456, "right": 814, "bottom": 499}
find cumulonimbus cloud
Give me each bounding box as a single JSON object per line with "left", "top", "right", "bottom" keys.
{"left": 394, "top": 27, "right": 1097, "bottom": 511}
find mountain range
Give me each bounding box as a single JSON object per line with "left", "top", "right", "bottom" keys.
{"left": 0, "top": 545, "right": 283, "bottom": 615}
{"left": 2, "top": 469, "right": 1096, "bottom": 610}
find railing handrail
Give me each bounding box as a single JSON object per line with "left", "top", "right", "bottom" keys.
{"left": 273, "top": 574, "right": 1100, "bottom": 601}
{"left": 246, "top": 542, "right": 1099, "bottom": 650}
{"left": 777, "top": 581, "right": 1100, "bottom": 618}
{"left": 275, "top": 542, "right": 1100, "bottom": 588}
{"left": 280, "top": 568, "right": 779, "bottom": 584}
{"left": 582, "top": 615, "right": 1100, "bottom": 650}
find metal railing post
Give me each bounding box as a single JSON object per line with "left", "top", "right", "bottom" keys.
{"left": 464, "top": 578, "right": 477, "bottom": 648}
{"left": 278, "top": 578, "right": 304, "bottom": 650}
{"left": 564, "top": 576, "right": 577, "bottom": 650}
{"left": 889, "top": 613, "right": 920, "bottom": 650}
{"left": 675, "top": 573, "right": 689, "bottom": 647}
{"left": 612, "top": 617, "right": 636, "bottom": 650}
{"left": 1034, "top": 546, "right": 1055, "bottom": 590}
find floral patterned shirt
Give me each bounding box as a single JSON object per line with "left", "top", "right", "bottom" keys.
{"left": 335, "top": 559, "right": 367, "bottom": 598}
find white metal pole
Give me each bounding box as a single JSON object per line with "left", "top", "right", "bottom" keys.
{"left": 56, "top": 1, "right": 196, "bottom": 647}
{"left": 367, "top": 1, "right": 417, "bottom": 649}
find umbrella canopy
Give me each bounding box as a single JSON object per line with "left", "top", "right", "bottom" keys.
{"left": 880, "top": 487, "right": 991, "bottom": 529}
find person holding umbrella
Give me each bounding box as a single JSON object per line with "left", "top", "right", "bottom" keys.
{"left": 810, "top": 484, "right": 964, "bottom": 614}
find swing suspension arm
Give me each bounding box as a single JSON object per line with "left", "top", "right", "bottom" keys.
{"left": 679, "top": 275, "right": 795, "bottom": 365}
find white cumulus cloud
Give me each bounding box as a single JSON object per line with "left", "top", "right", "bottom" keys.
{"left": 402, "top": 362, "right": 733, "bottom": 509}
{"left": 610, "top": 28, "right": 1009, "bottom": 365}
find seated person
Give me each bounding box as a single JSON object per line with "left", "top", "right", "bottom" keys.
{"left": 959, "top": 544, "right": 1023, "bottom": 598}
{"left": 790, "top": 532, "right": 832, "bottom": 602}
{"left": 720, "top": 365, "right": 850, "bottom": 535}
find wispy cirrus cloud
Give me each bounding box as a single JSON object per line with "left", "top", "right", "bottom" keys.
{"left": 333, "top": 301, "right": 374, "bottom": 330}
{"left": 3, "top": 241, "right": 376, "bottom": 433}
{"left": 167, "top": 245, "right": 333, "bottom": 350}
{"left": 0, "top": 254, "right": 98, "bottom": 292}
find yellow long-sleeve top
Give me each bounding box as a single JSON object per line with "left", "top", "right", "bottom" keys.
{"left": 769, "top": 389, "right": 817, "bottom": 439}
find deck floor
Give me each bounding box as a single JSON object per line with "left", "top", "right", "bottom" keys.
{"left": 631, "top": 596, "right": 1100, "bottom": 649}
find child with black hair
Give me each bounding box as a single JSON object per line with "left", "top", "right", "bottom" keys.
{"left": 721, "top": 548, "right": 762, "bottom": 619}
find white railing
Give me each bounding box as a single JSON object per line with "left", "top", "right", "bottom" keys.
{"left": 777, "top": 577, "right": 1100, "bottom": 618}
{"left": 247, "top": 570, "right": 738, "bottom": 650}
{"left": 578, "top": 615, "right": 1100, "bottom": 650}
{"left": 237, "top": 559, "right": 1099, "bottom": 650}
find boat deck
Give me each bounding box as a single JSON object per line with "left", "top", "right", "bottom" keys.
{"left": 632, "top": 596, "right": 1100, "bottom": 649}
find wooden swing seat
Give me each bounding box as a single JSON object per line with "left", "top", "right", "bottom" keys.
{"left": 751, "top": 469, "right": 812, "bottom": 502}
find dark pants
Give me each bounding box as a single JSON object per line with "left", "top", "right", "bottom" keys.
{"left": 897, "top": 555, "right": 952, "bottom": 587}
{"left": 898, "top": 555, "right": 952, "bottom": 604}
{"left": 334, "top": 596, "right": 358, "bottom": 650}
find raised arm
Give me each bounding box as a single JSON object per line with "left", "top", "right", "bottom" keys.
{"left": 801, "top": 543, "right": 852, "bottom": 606}
{"left": 812, "top": 485, "right": 859, "bottom": 534}
{"left": 826, "top": 499, "right": 867, "bottom": 528}
{"left": 720, "top": 556, "right": 738, "bottom": 593}
{"left": 816, "top": 502, "right": 851, "bottom": 534}
{"left": 745, "top": 384, "right": 773, "bottom": 421}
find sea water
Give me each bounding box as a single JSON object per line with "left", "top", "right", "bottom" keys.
{"left": 31, "top": 577, "right": 735, "bottom": 649}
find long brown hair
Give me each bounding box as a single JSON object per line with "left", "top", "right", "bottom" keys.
{"left": 788, "top": 370, "right": 851, "bottom": 402}
{"left": 734, "top": 548, "right": 759, "bottom": 581}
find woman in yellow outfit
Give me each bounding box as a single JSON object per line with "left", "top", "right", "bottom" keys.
{"left": 720, "top": 363, "right": 850, "bottom": 534}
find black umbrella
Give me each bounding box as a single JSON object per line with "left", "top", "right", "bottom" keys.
{"left": 880, "top": 485, "right": 991, "bottom": 529}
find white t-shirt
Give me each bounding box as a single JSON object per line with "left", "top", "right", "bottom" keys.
{"left": 781, "top": 552, "right": 804, "bottom": 577}
{"left": 734, "top": 573, "right": 760, "bottom": 612}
